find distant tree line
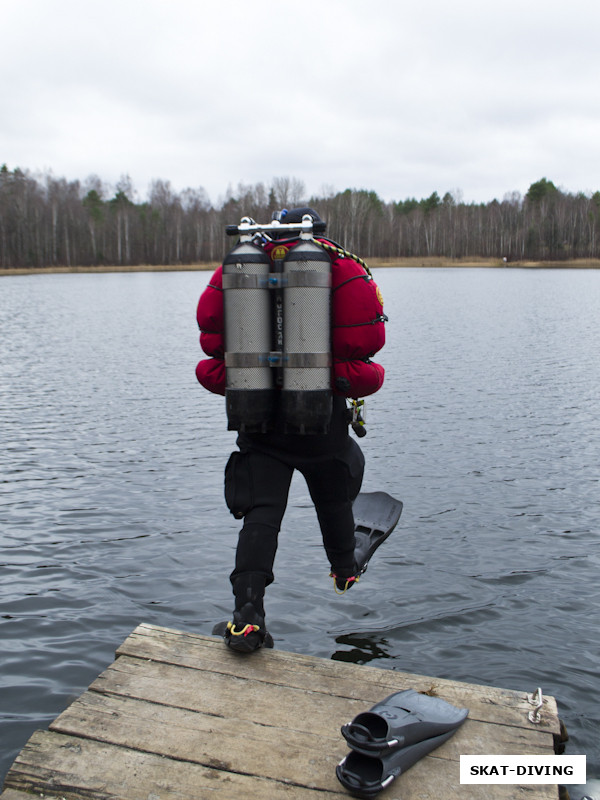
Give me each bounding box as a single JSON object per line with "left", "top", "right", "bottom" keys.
{"left": 1, "top": 165, "right": 600, "bottom": 268}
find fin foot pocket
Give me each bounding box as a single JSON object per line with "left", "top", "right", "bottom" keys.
{"left": 336, "top": 730, "right": 458, "bottom": 799}
{"left": 341, "top": 689, "right": 468, "bottom": 756}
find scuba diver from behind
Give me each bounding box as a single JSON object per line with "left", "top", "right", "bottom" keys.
{"left": 196, "top": 207, "right": 387, "bottom": 652}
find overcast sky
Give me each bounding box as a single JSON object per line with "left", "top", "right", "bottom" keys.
{"left": 2, "top": 0, "right": 599, "bottom": 207}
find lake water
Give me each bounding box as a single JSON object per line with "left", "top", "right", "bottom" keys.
{"left": 1, "top": 267, "right": 599, "bottom": 798}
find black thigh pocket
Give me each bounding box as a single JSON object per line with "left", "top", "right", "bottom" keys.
{"left": 224, "top": 451, "right": 253, "bottom": 519}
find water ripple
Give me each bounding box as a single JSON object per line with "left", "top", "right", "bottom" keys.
{"left": 1, "top": 269, "right": 599, "bottom": 795}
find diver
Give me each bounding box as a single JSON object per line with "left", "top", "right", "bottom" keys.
{"left": 195, "top": 207, "right": 388, "bottom": 652}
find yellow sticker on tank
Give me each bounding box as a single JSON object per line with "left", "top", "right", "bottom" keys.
{"left": 272, "top": 245, "right": 289, "bottom": 261}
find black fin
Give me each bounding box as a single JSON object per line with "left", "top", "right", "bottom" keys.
{"left": 352, "top": 491, "right": 403, "bottom": 574}
{"left": 336, "top": 728, "right": 459, "bottom": 799}
{"left": 341, "top": 689, "right": 468, "bottom": 756}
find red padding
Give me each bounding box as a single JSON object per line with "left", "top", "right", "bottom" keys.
{"left": 195, "top": 358, "right": 226, "bottom": 396}
{"left": 200, "top": 331, "right": 224, "bottom": 359}
{"left": 196, "top": 266, "right": 224, "bottom": 333}
{"left": 332, "top": 258, "right": 385, "bottom": 360}
{"left": 333, "top": 360, "right": 385, "bottom": 398}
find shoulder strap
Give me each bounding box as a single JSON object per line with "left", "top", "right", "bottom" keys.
{"left": 316, "top": 238, "right": 372, "bottom": 277}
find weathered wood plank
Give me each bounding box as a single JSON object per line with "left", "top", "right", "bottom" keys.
{"left": 52, "top": 690, "right": 342, "bottom": 790}
{"left": 2, "top": 729, "right": 558, "bottom": 800}
{"left": 51, "top": 688, "right": 553, "bottom": 779}
{"left": 116, "top": 623, "right": 560, "bottom": 734}
{"left": 86, "top": 656, "right": 554, "bottom": 758}
{"left": 70, "top": 690, "right": 522, "bottom": 764}
{"left": 0, "top": 791, "right": 52, "bottom": 800}
{"left": 91, "top": 654, "right": 368, "bottom": 736}
{"left": 3, "top": 729, "right": 346, "bottom": 799}
{"left": 1, "top": 623, "right": 562, "bottom": 800}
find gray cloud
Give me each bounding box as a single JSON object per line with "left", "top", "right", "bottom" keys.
{"left": 2, "top": 0, "right": 599, "bottom": 205}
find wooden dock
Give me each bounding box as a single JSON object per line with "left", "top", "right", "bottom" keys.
{"left": 2, "top": 623, "right": 563, "bottom": 799}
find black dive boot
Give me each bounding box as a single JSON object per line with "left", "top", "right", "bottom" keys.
{"left": 331, "top": 492, "right": 404, "bottom": 594}
{"left": 219, "top": 602, "right": 274, "bottom": 653}
{"left": 212, "top": 574, "right": 273, "bottom": 653}
{"left": 330, "top": 568, "right": 360, "bottom": 594}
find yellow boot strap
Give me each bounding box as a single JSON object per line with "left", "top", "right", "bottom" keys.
{"left": 330, "top": 572, "right": 359, "bottom": 595}
{"left": 226, "top": 621, "right": 260, "bottom": 637}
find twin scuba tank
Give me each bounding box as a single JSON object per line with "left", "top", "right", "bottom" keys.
{"left": 223, "top": 214, "right": 332, "bottom": 435}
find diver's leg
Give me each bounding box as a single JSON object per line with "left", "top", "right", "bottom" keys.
{"left": 226, "top": 450, "right": 293, "bottom": 648}
{"left": 302, "top": 440, "right": 364, "bottom": 582}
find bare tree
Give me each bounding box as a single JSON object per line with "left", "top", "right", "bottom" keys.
{"left": 3, "top": 167, "right": 600, "bottom": 269}
{"left": 271, "top": 176, "right": 306, "bottom": 209}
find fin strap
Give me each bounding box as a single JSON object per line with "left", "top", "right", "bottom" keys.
{"left": 330, "top": 572, "right": 360, "bottom": 594}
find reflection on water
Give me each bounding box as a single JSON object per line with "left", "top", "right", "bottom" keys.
{"left": 332, "top": 633, "right": 393, "bottom": 664}
{"left": 1, "top": 268, "right": 599, "bottom": 797}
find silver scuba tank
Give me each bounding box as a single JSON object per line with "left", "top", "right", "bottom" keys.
{"left": 281, "top": 239, "right": 333, "bottom": 433}
{"left": 222, "top": 241, "right": 274, "bottom": 432}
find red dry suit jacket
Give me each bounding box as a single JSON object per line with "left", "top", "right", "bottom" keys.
{"left": 195, "top": 238, "right": 386, "bottom": 399}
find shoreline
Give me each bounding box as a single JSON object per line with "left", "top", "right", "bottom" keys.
{"left": 2, "top": 257, "right": 600, "bottom": 276}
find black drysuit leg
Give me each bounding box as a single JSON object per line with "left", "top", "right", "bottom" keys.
{"left": 227, "top": 439, "right": 364, "bottom": 616}
{"left": 300, "top": 449, "right": 364, "bottom": 577}
{"left": 228, "top": 451, "right": 294, "bottom": 616}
